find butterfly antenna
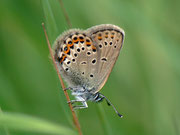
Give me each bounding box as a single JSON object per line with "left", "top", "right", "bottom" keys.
{"left": 99, "top": 93, "right": 123, "bottom": 118}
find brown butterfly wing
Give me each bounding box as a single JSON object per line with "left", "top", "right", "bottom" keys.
{"left": 87, "top": 24, "right": 125, "bottom": 93}
{"left": 53, "top": 24, "right": 125, "bottom": 93}
{"left": 53, "top": 29, "right": 99, "bottom": 89}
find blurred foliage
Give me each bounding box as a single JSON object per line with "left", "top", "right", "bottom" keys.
{"left": 0, "top": 0, "right": 180, "bottom": 135}
{"left": 0, "top": 110, "right": 76, "bottom": 135}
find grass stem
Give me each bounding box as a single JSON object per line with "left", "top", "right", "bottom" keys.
{"left": 42, "top": 23, "right": 82, "bottom": 135}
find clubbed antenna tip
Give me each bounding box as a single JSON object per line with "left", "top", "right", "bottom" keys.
{"left": 118, "top": 113, "right": 123, "bottom": 118}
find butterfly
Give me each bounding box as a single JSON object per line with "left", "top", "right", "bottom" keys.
{"left": 53, "top": 24, "right": 125, "bottom": 117}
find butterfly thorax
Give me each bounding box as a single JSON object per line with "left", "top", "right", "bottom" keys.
{"left": 70, "top": 86, "right": 98, "bottom": 102}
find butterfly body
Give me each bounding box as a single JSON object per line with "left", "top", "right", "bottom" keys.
{"left": 53, "top": 24, "right": 125, "bottom": 113}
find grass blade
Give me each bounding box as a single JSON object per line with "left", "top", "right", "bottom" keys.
{"left": 0, "top": 112, "right": 77, "bottom": 135}
{"left": 0, "top": 108, "right": 10, "bottom": 135}
{"left": 41, "top": 0, "right": 73, "bottom": 126}
{"left": 96, "top": 104, "right": 113, "bottom": 135}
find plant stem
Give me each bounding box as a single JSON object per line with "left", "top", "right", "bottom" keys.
{"left": 59, "top": 0, "right": 72, "bottom": 28}
{"left": 42, "top": 23, "right": 82, "bottom": 135}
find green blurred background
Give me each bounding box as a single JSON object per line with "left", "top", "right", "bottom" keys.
{"left": 0, "top": 0, "right": 180, "bottom": 135}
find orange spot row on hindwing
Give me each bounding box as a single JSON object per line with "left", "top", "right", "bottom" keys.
{"left": 60, "top": 54, "right": 67, "bottom": 64}
{"left": 91, "top": 45, "right": 97, "bottom": 52}
{"left": 98, "top": 36, "right": 102, "bottom": 40}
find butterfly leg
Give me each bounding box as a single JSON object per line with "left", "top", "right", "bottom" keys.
{"left": 67, "top": 100, "right": 88, "bottom": 109}
{"left": 64, "top": 86, "right": 85, "bottom": 92}
{"left": 63, "top": 87, "right": 73, "bottom": 91}
{"left": 73, "top": 101, "right": 88, "bottom": 110}
{"left": 67, "top": 100, "right": 85, "bottom": 104}
{"left": 69, "top": 96, "right": 88, "bottom": 109}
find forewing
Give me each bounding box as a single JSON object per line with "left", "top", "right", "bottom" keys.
{"left": 87, "top": 24, "right": 125, "bottom": 93}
